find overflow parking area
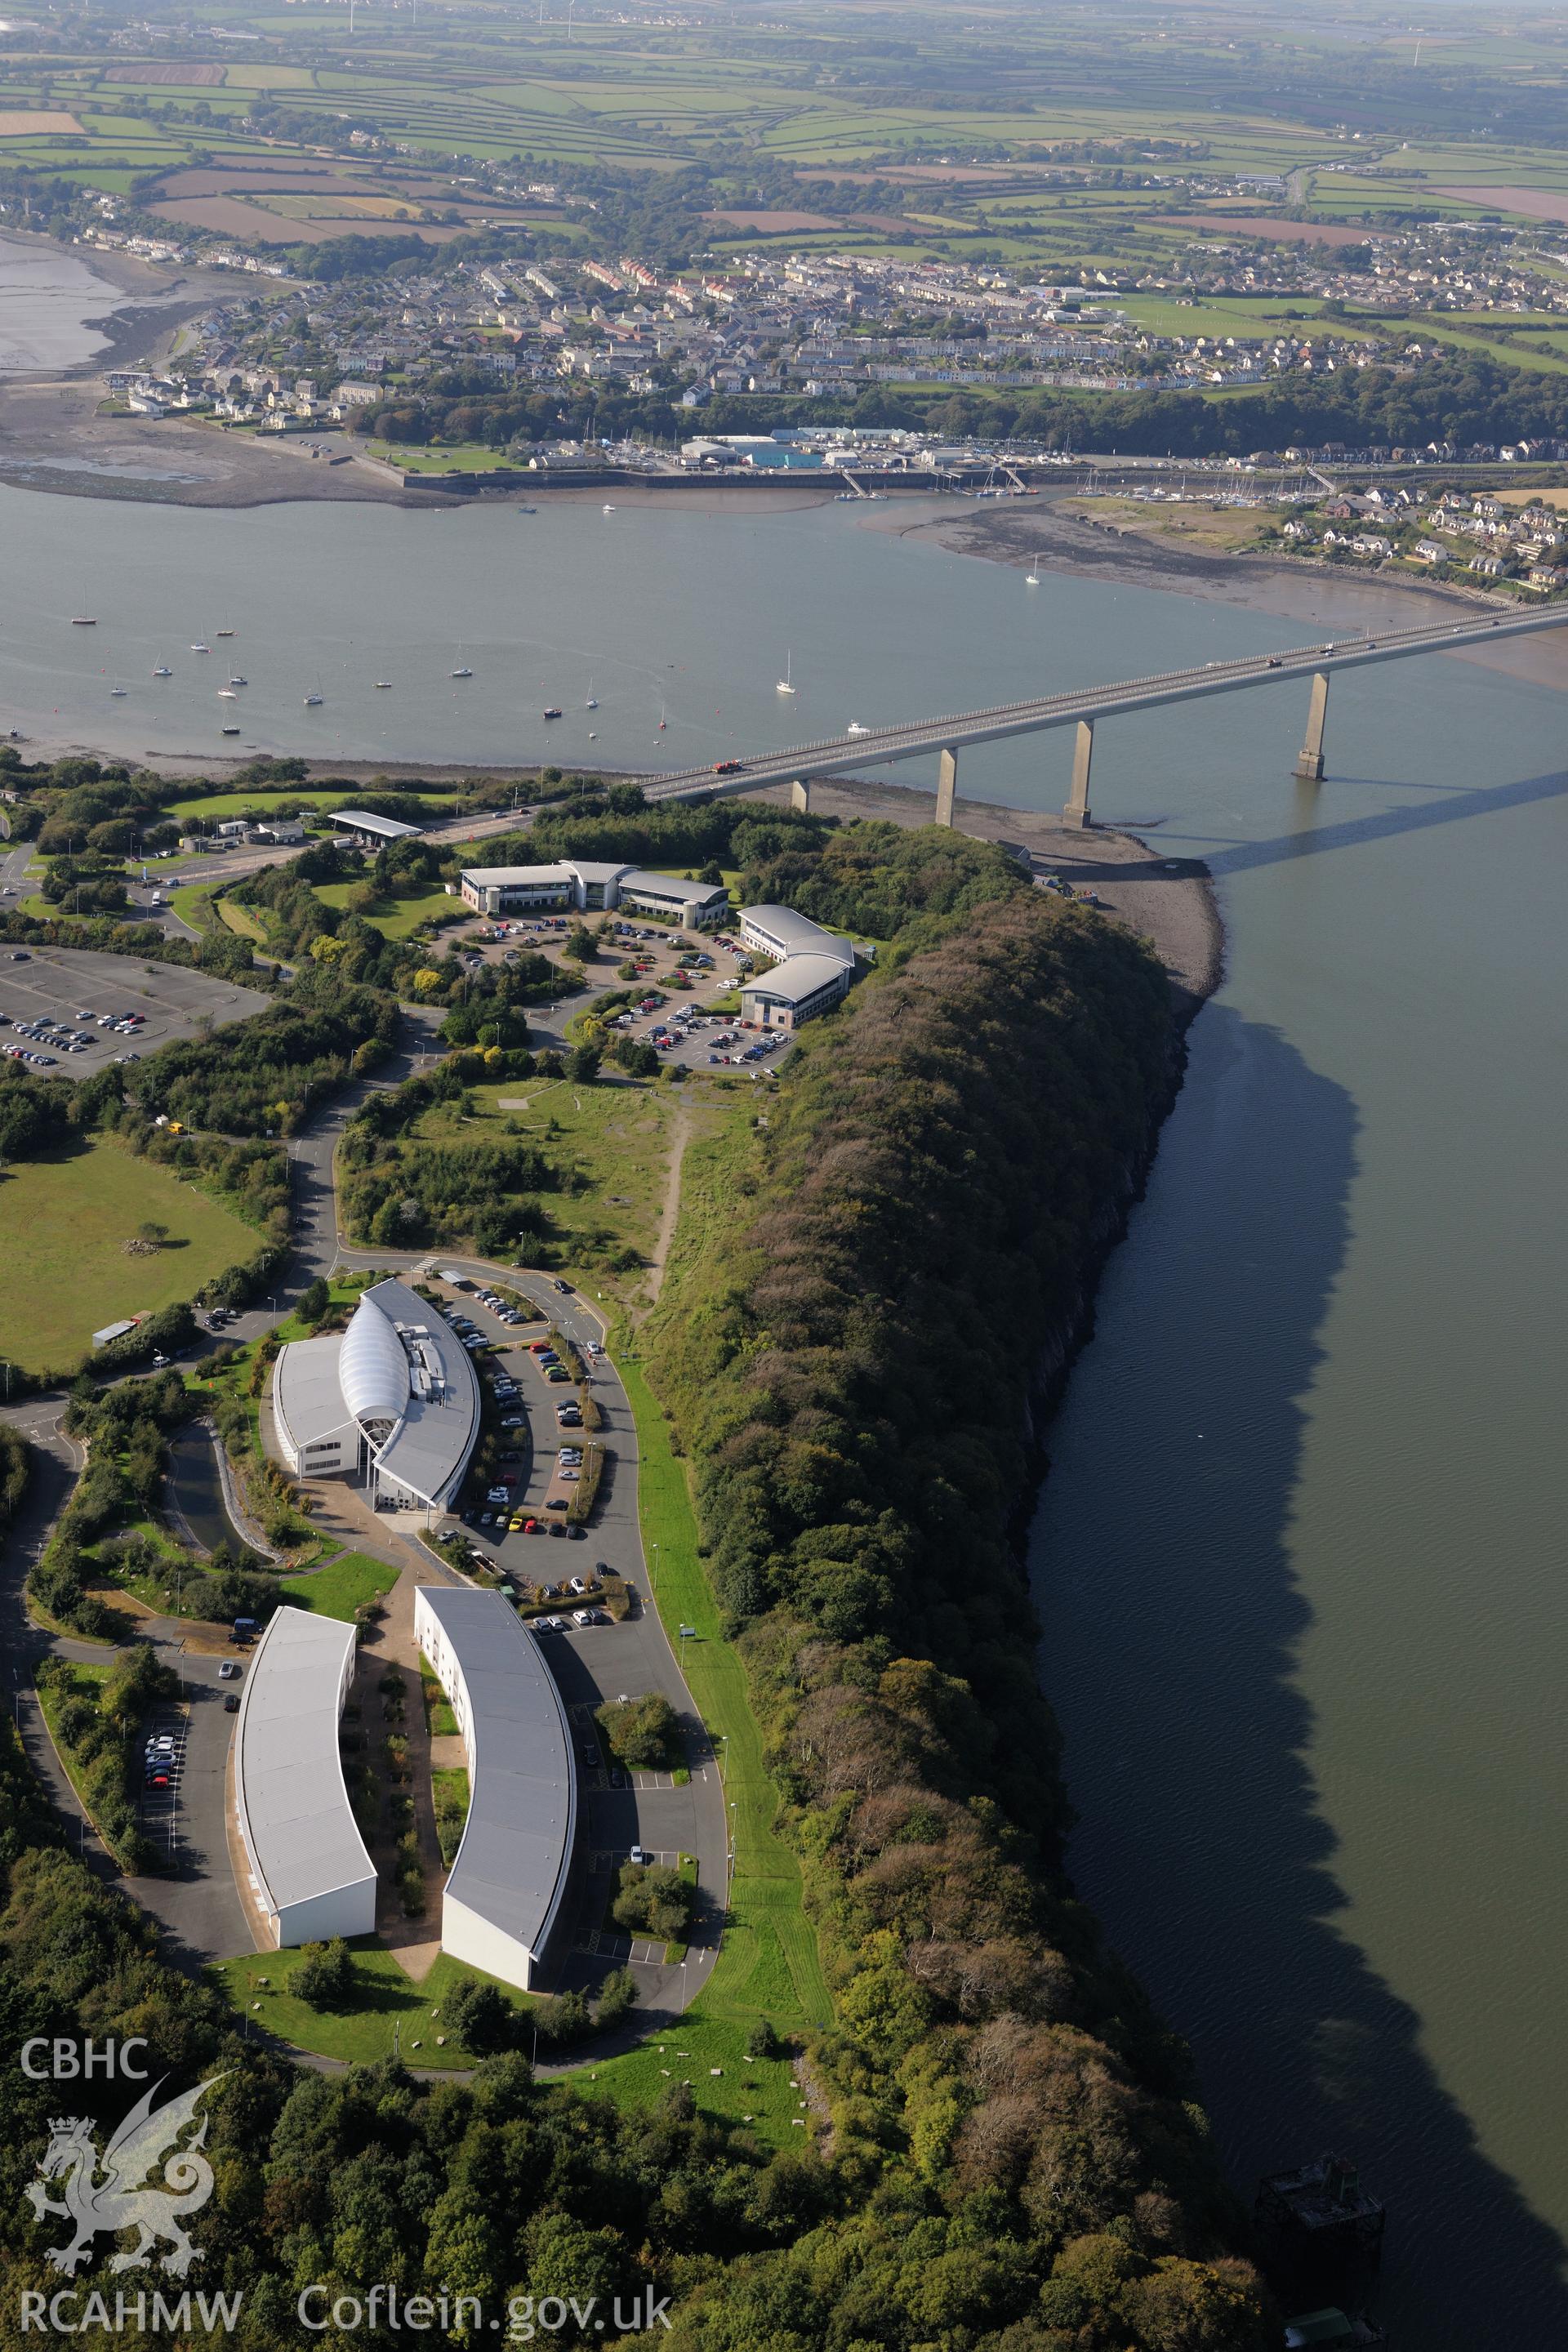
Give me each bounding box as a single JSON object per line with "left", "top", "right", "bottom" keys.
{"left": 0, "top": 945, "right": 270, "bottom": 1079}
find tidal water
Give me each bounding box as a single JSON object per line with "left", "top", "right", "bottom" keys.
{"left": 2, "top": 484, "right": 1566, "bottom": 2340}
{"left": 0, "top": 234, "right": 132, "bottom": 372}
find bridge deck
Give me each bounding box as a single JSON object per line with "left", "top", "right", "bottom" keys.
{"left": 639, "top": 605, "right": 1568, "bottom": 803}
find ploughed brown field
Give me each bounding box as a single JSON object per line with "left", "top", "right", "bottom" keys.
{"left": 705, "top": 207, "right": 911, "bottom": 234}
{"left": 105, "top": 60, "right": 225, "bottom": 85}
{"left": 0, "top": 109, "right": 83, "bottom": 136}
{"left": 1438, "top": 185, "right": 1568, "bottom": 223}
{"left": 150, "top": 196, "right": 470, "bottom": 242}
{"left": 157, "top": 166, "right": 364, "bottom": 196}
{"left": 1165, "top": 212, "right": 1378, "bottom": 246}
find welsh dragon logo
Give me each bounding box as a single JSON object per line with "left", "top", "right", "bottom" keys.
{"left": 25, "top": 2074, "right": 229, "bottom": 2277}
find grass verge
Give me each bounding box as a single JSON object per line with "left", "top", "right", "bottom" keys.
{"left": 617, "top": 1354, "right": 831, "bottom": 2034}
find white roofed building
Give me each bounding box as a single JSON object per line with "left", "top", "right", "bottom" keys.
{"left": 414, "top": 1586, "right": 580, "bottom": 1990}
{"left": 739, "top": 902, "right": 857, "bottom": 1028}
{"left": 461, "top": 860, "right": 728, "bottom": 929}
{"left": 272, "top": 1279, "right": 480, "bottom": 1522}
{"left": 233, "top": 1607, "right": 376, "bottom": 1947}
{"left": 332, "top": 809, "right": 425, "bottom": 845}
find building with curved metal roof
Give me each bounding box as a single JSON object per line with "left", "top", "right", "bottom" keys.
{"left": 232, "top": 1606, "right": 376, "bottom": 1948}
{"left": 272, "top": 1278, "right": 480, "bottom": 1522}
{"left": 414, "top": 1585, "right": 580, "bottom": 1992}
{"left": 739, "top": 904, "right": 858, "bottom": 1029}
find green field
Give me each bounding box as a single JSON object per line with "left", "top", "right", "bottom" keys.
{"left": 416, "top": 1077, "right": 685, "bottom": 1299}
{"left": 314, "top": 878, "right": 457, "bottom": 940}
{"left": 0, "top": 1144, "right": 259, "bottom": 1374}
{"left": 212, "top": 1943, "right": 526, "bottom": 2070}
{"left": 279, "top": 1551, "right": 399, "bottom": 1622}
{"left": 618, "top": 1351, "right": 830, "bottom": 2037}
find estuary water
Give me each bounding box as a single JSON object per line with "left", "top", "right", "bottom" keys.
{"left": 3, "top": 483, "right": 1567, "bottom": 2339}
{"left": 0, "top": 234, "right": 132, "bottom": 372}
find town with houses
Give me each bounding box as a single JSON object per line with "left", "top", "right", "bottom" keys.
{"left": 76, "top": 170, "right": 1568, "bottom": 478}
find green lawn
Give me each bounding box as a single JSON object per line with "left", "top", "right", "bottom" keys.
{"left": 280, "top": 1551, "right": 399, "bottom": 1623}
{"left": 367, "top": 439, "right": 526, "bottom": 474}
{"left": 314, "top": 879, "right": 457, "bottom": 940}
{"left": 618, "top": 1354, "right": 831, "bottom": 2036}
{"left": 0, "top": 1143, "right": 260, "bottom": 1374}
{"left": 211, "top": 1943, "right": 527, "bottom": 2069}
{"left": 558, "top": 2011, "right": 808, "bottom": 2145}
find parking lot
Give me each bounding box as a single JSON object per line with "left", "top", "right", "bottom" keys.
{"left": 456, "top": 912, "right": 789, "bottom": 1078}
{"left": 0, "top": 946, "right": 270, "bottom": 1080}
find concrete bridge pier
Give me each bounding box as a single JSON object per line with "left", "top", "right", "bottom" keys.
{"left": 1294, "top": 670, "right": 1330, "bottom": 782}
{"left": 935, "top": 746, "right": 959, "bottom": 827}
{"left": 790, "top": 778, "right": 811, "bottom": 814}
{"left": 1062, "top": 719, "right": 1094, "bottom": 829}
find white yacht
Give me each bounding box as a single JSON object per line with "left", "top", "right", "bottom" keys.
{"left": 152, "top": 665, "right": 172, "bottom": 677}
{"left": 776, "top": 650, "right": 797, "bottom": 695}
{"left": 847, "top": 720, "right": 871, "bottom": 736}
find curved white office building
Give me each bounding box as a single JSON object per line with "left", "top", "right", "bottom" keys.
{"left": 233, "top": 1606, "right": 376, "bottom": 1948}
{"left": 273, "top": 1278, "right": 480, "bottom": 1523}
{"left": 415, "top": 1585, "right": 579, "bottom": 1992}
{"left": 739, "top": 903, "right": 857, "bottom": 1030}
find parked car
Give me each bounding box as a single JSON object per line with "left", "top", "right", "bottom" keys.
{"left": 218, "top": 1661, "right": 240, "bottom": 1682}
{"left": 224, "top": 1695, "right": 240, "bottom": 1714}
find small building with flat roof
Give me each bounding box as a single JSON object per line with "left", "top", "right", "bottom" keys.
{"left": 272, "top": 1277, "right": 479, "bottom": 1522}
{"left": 332, "top": 809, "right": 424, "bottom": 846}
{"left": 414, "top": 1585, "right": 579, "bottom": 1991}
{"left": 232, "top": 1606, "right": 376, "bottom": 1948}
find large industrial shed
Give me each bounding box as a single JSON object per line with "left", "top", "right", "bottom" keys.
{"left": 232, "top": 1607, "right": 376, "bottom": 1948}
{"left": 414, "top": 1585, "right": 579, "bottom": 1991}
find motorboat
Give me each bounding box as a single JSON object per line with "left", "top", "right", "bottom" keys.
{"left": 71, "top": 617, "right": 96, "bottom": 626}
{"left": 542, "top": 706, "right": 563, "bottom": 719}
{"left": 452, "top": 666, "right": 473, "bottom": 679}
{"left": 846, "top": 720, "right": 871, "bottom": 736}
{"left": 109, "top": 685, "right": 127, "bottom": 697}
{"left": 152, "top": 666, "right": 172, "bottom": 678}
{"left": 228, "top": 675, "right": 247, "bottom": 686}
{"left": 220, "top": 725, "right": 241, "bottom": 736}
{"left": 191, "top": 643, "right": 210, "bottom": 653}
{"left": 374, "top": 680, "right": 392, "bottom": 690}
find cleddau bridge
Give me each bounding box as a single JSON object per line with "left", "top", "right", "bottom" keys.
{"left": 637, "top": 606, "right": 1568, "bottom": 829}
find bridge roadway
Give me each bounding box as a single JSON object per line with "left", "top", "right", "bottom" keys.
{"left": 636, "top": 603, "right": 1568, "bottom": 824}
